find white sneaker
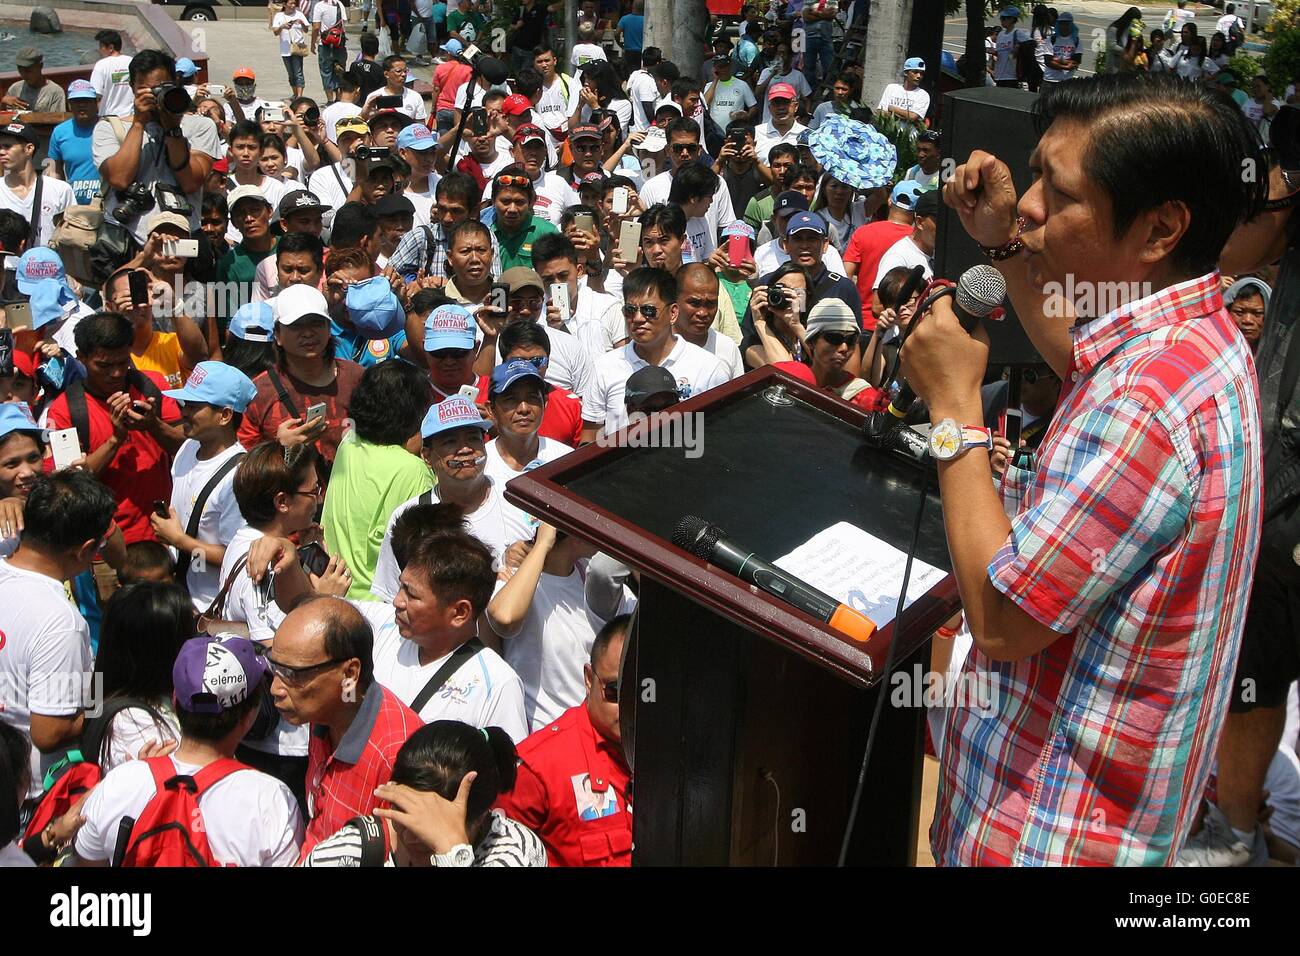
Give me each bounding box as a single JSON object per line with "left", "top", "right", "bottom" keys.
{"left": 1176, "top": 802, "right": 1260, "bottom": 867}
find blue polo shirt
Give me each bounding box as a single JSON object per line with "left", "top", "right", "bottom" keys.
{"left": 47, "top": 118, "right": 100, "bottom": 206}
{"left": 618, "top": 13, "right": 644, "bottom": 52}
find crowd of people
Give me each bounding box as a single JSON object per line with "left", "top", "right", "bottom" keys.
{"left": 0, "top": 0, "right": 1295, "bottom": 871}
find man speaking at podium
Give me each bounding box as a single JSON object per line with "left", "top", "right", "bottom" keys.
{"left": 901, "top": 76, "right": 1265, "bottom": 866}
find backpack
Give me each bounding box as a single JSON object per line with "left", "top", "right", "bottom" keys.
{"left": 21, "top": 697, "right": 163, "bottom": 849}
{"left": 48, "top": 116, "right": 140, "bottom": 287}
{"left": 114, "top": 756, "right": 250, "bottom": 867}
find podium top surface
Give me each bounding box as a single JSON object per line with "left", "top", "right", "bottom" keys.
{"left": 505, "top": 368, "right": 960, "bottom": 688}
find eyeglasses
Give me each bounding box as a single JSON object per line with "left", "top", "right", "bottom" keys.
{"left": 266, "top": 656, "right": 347, "bottom": 684}
{"left": 431, "top": 348, "right": 472, "bottom": 361}
{"left": 820, "top": 331, "right": 859, "bottom": 347}
{"left": 622, "top": 303, "right": 661, "bottom": 319}
{"left": 495, "top": 174, "right": 531, "bottom": 188}
{"left": 670, "top": 142, "right": 701, "bottom": 154}
{"left": 292, "top": 482, "right": 323, "bottom": 499}
{"left": 601, "top": 679, "right": 620, "bottom": 703}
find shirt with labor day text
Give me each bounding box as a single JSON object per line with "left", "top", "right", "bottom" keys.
{"left": 931, "top": 273, "right": 1262, "bottom": 866}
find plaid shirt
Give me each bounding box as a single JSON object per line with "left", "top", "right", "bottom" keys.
{"left": 387, "top": 220, "right": 503, "bottom": 283}
{"left": 931, "top": 273, "right": 1262, "bottom": 866}
{"left": 300, "top": 682, "right": 423, "bottom": 859}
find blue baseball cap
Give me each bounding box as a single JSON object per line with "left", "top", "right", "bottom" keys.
{"left": 28, "top": 279, "right": 79, "bottom": 331}
{"left": 421, "top": 396, "right": 492, "bottom": 440}
{"left": 999, "top": 6, "right": 1020, "bottom": 18}
{"left": 423, "top": 303, "right": 477, "bottom": 352}
{"left": 345, "top": 275, "right": 405, "bottom": 339}
{"left": 1055, "top": 11, "right": 1073, "bottom": 22}
{"left": 890, "top": 179, "right": 925, "bottom": 209}
{"left": 229, "top": 301, "right": 275, "bottom": 342}
{"left": 784, "top": 210, "right": 828, "bottom": 238}
{"left": 796, "top": 128, "right": 813, "bottom": 146}
{"left": 15, "top": 247, "right": 69, "bottom": 295}
{"left": 441, "top": 38, "right": 464, "bottom": 56}
{"left": 0, "top": 402, "right": 45, "bottom": 443}
{"left": 489, "top": 359, "right": 547, "bottom": 398}
{"left": 67, "top": 79, "right": 98, "bottom": 101}
{"left": 773, "top": 190, "right": 810, "bottom": 217}
{"left": 397, "top": 123, "right": 438, "bottom": 151}
{"left": 175, "top": 57, "right": 199, "bottom": 78}
{"left": 163, "top": 362, "right": 258, "bottom": 412}
{"left": 903, "top": 57, "right": 926, "bottom": 72}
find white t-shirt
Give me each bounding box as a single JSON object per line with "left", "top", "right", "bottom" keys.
{"left": 104, "top": 701, "right": 182, "bottom": 772}
{"left": 583, "top": 335, "right": 731, "bottom": 434}
{"left": 695, "top": 328, "right": 745, "bottom": 380}
{"left": 273, "top": 11, "right": 312, "bottom": 57}
{"left": 756, "top": 67, "right": 811, "bottom": 124}
{"left": 1243, "top": 96, "right": 1282, "bottom": 125}
{"left": 0, "top": 175, "right": 74, "bottom": 247}
{"left": 876, "top": 83, "right": 930, "bottom": 120}
{"left": 490, "top": 568, "right": 635, "bottom": 732}
{"left": 994, "top": 28, "right": 1031, "bottom": 81}
{"left": 872, "top": 234, "right": 933, "bottom": 291}
{"left": 565, "top": 281, "right": 627, "bottom": 356}
{"left": 90, "top": 53, "right": 134, "bottom": 118}
{"left": 627, "top": 69, "right": 659, "bottom": 130}
{"left": 639, "top": 169, "right": 737, "bottom": 262}
{"left": 215, "top": 525, "right": 310, "bottom": 758}
{"left": 364, "top": 85, "right": 429, "bottom": 121}
{"left": 312, "top": 0, "right": 347, "bottom": 31}
{"left": 371, "top": 479, "right": 516, "bottom": 602}
{"left": 754, "top": 120, "right": 808, "bottom": 164}
{"left": 705, "top": 78, "right": 758, "bottom": 131}
{"left": 537, "top": 73, "right": 580, "bottom": 127}
{"left": 484, "top": 436, "right": 572, "bottom": 543}
{"left": 170, "top": 441, "right": 247, "bottom": 611}
{"left": 0, "top": 559, "right": 90, "bottom": 799}
{"left": 569, "top": 43, "right": 609, "bottom": 77}
{"left": 493, "top": 320, "right": 595, "bottom": 398}
{"left": 1042, "top": 33, "right": 1080, "bottom": 82}
{"left": 322, "top": 101, "right": 364, "bottom": 144}
{"left": 353, "top": 600, "right": 529, "bottom": 743}
{"left": 405, "top": 186, "right": 436, "bottom": 227}
{"left": 1217, "top": 13, "right": 1245, "bottom": 36}
{"left": 307, "top": 162, "right": 353, "bottom": 226}
{"left": 74, "top": 754, "right": 304, "bottom": 866}
{"left": 753, "top": 238, "right": 847, "bottom": 277}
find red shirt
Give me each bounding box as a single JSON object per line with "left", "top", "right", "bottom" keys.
{"left": 493, "top": 704, "right": 631, "bottom": 867}
{"left": 238, "top": 361, "right": 365, "bottom": 467}
{"left": 45, "top": 372, "right": 181, "bottom": 545}
{"left": 301, "top": 682, "right": 423, "bottom": 858}
{"left": 475, "top": 376, "right": 585, "bottom": 447}
{"left": 843, "top": 220, "right": 912, "bottom": 327}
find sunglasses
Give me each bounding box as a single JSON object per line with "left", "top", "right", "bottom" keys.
{"left": 622, "top": 303, "right": 661, "bottom": 319}
{"left": 496, "top": 174, "right": 531, "bottom": 188}
{"left": 820, "top": 331, "right": 859, "bottom": 347}
{"left": 266, "top": 656, "right": 347, "bottom": 684}
{"left": 670, "top": 142, "right": 701, "bottom": 154}
{"left": 431, "top": 348, "right": 472, "bottom": 361}
{"left": 602, "top": 679, "right": 620, "bottom": 703}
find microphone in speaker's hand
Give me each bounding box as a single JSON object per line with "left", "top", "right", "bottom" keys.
{"left": 671, "top": 515, "right": 877, "bottom": 643}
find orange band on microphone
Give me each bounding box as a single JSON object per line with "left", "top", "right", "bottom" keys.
{"left": 829, "top": 603, "right": 877, "bottom": 643}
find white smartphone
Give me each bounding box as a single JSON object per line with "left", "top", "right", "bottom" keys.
{"left": 618, "top": 220, "right": 642, "bottom": 264}
{"left": 264, "top": 106, "right": 287, "bottom": 123}
{"left": 457, "top": 384, "right": 479, "bottom": 402}
{"left": 549, "top": 283, "right": 571, "bottom": 326}
{"left": 208, "top": 83, "right": 225, "bottom": 97}
{"left": 306, "top": 402, "right": 327, "bottom": 423}
{"left": 161, "top": 239, "right": 199, "bottom": 258}
{"left": 464, "top": 44, "right": 481, "bottom": 61}
{"left": 611, "top": 186, "right": 629, "bottom": 215}
{"left": 49, "top": 428, "right": 82, "bottom": 470}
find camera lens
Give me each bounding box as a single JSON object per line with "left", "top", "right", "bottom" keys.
{"left": 304, "top": 106, "right": 321, "bottom": 127}
{"left": 768, "top": 286, "right": 786, "bottom": 308}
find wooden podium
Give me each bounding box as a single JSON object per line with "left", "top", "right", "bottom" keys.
{"left": 505, "top": 367, "right": 959, "bottom": 865}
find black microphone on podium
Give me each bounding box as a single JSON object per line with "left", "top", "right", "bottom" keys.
{"left": 672, "top": 516, "right": 877, "bottom": 643}
{"left": 863, "top": 264, "right": 1007, "bottom": 462}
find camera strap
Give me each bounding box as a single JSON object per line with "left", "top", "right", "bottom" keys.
{"left": 175, "top": 451, "right": 245, "bottom": 587}
{"left": 64, "top": 370, "right": 165, "bottom": 454}
{"left": 409, "top": 638, "right": 484, "bottom": 715}
{"left": 27, "top": 172, "right": 44, "bottom": 247}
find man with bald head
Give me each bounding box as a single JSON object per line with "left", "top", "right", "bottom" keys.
{"left": 267, "top": 594, "right": 424, "bottom": 857}
{"left": 673, "top": 263, "right": 745, "bottom": 379}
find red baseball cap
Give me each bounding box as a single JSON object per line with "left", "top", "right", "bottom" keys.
{"left": 11, "top": 349, "right": 34, "bottom": 379}
{"left": 211, "top": 157, "right": 230, "bottom": 174}
{"left": 503, "top": 93, "right": 532, "bottom": 116}
{"left": 768, "top": 82, "right": 797, "bottom": 101}
{"left": 774, "top": 360, "right": 816, "bottom": 385}
{"left": 513, "top": 123, "right": 546, "bottom": 146}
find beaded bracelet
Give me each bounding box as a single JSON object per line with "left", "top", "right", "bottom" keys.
{"left": 978, "top": 216, "right": 1028, "bottom": 262}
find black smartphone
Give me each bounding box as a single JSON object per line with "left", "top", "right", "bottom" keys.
{"left": 373, "top": 94, "right": 403, "bottom": 111}
{"left": 152, "top": 499, "right": 169, "bottom": 519}
{"left": 128, "top": 270, "right": 151, "bottom": 308}
{"left": 132, "top": 401, "right": 151, "bottom": 415}
{"left": 298, "top": 541, "right": 331, "bottom": 577}
{"left": 728, "top": 130, "right": 745, "bottom": 150}
{"left": 0, "top": 328, "right": 13, "bottom": 379}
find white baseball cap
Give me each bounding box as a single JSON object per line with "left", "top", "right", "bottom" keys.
{"left": 273, "top": 284, "right": 330, "bottom": 325}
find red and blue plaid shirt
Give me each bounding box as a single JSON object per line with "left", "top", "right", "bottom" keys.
{"left": 931, "top": 273, "right": 1262, "bottom": 866}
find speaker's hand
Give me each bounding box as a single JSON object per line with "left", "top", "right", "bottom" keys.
{"left": 944, "top": 150, "right": 1020, "bottom": 249}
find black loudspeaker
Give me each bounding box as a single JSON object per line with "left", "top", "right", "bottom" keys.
{"left": 935, "top": 87, "right": 1043, "bottom": 367}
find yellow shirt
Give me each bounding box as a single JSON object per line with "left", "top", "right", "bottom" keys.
{"left": 132, "top": 331, "right": 187, "bottom": 389}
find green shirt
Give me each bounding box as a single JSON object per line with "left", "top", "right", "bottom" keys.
{"left": 216, "top": 239, "right": 277, "bottom": 288}
{"left": 448, "top": 10, "right": 487, "bottom": 37}
{"left": 719, "top": 274, "right": 752, "bottom": 331}
{"left": 322, "top": 433, "right": 435, "bottom": 601}
{"left": 493, "top": 216, "right": 559, "bottom": 272}
{"left": 744, "top": 190, "right": 774, "bottom": 232}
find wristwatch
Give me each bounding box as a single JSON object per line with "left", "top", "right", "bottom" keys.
{"left": 928, "top": 418, "right": 993, "bottom": 461}
{"left": 430, "top": 844, "right": 475, "bottom": 867}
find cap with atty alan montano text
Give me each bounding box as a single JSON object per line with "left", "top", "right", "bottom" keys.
{"left": 421, "top": 396, "right": 493, "bottom": 440}
{"left": 163, "top": 362, "right": 258, "bottom": 412}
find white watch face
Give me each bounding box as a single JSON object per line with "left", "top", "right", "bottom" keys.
{"left": 929, "top": 418, "right": 963, "bottom": 460}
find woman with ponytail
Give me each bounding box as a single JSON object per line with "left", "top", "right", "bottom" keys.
{"left": 300, "top": 721, "right": 547, "bottom": 866}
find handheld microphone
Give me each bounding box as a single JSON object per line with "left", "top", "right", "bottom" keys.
{"left": 885, "top": 264, "right": 1008, "bottom": 421}
{"left": 672, "top": 515, "right": 877, "bottom": 643}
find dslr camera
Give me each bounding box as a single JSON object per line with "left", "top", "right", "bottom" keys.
{"left": 114, "top": 182, "right": 156, "bottom": 223}
{"left": 151, "top": 82, "right": 192, "bottom": 116}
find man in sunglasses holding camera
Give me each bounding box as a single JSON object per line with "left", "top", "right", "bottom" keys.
{"left": 94, "top": 50, "right": 218, "bottom": 247}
